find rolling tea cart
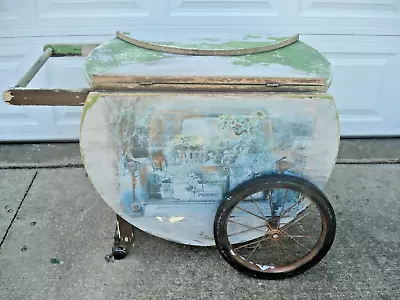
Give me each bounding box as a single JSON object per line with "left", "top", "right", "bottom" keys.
{"left": 3, "top": 31, "right": 339, "bottom": 279}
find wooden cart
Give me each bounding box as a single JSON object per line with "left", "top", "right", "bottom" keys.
{"left": 3, "top": 31, "right": 339, "bottom": 279}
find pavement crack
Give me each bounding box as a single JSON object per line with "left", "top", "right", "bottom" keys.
{"left": 0, "top": 171, "right": 38, "bottom": 249}
{"left": 0, "top": 163, "right": 84, "bottom": 170}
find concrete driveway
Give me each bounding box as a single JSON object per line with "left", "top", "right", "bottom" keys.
{"left": 0, "top": 142, "right": 399, "bottom": 299}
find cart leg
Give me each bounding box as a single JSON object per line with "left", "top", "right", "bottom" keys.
{"left": 112, "top": 214, "right": 134, "bottom": 260}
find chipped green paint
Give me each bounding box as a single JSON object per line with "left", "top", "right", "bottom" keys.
{"left": 231, "top": 41, "right": 331, "bottom": 82}
{"left": 85, "top": 35, "right": 331, "bottom": 83}
{"left": 44, "top": 44, "right": 82, "bottom": 56}
{"left": 267, "top": 37, "right": 291, "bottom": 42}
{"left": 85, "top": 35, "right": 293, "bottom": 80}
{"left": 80, "top": 93, "right": 99, "bottom": 131}
{"left": 85, "top": 38, "right": 167, "bottom": 80}
{"left": 79, "top": 93, "right": 100, "bottom": 174}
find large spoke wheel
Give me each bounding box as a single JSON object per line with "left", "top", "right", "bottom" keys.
{"left": 214, "top": 174, "right": 336, "bottom": 279}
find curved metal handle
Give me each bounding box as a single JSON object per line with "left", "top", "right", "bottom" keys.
{"left": 116, "top": 31, "right": 299, "bottom": 56}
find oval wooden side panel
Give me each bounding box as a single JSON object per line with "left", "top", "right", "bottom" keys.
{"left": 80, "top": 92, "right": 339, "bottom": 246}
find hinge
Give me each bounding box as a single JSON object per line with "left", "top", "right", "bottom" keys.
{"left": 266, "top": 83, "right": 280, "bottom": 87}
{"left": 139, "top": 82, "right": 154, "bottom": 86}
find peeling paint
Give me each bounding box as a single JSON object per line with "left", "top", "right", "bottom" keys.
{"left": 169, "top": 217, "right": 185, "bottom": 223}
{"left": 80, "top": 93, "right": 99, "bottom": 131}
{"left": 231, "top": 41, "right": 331, "bottom": 81}
{"left": 44, "top": 44, "right": 82, "bottom": 56}
{"left": 2, "top": 91, "right": 12, "bottom": 104}
{"left": 85, "top": 38, "right": 167, "bottom": 81}
{"left": 85, "top": 35, "right": 331, "bottom": 83}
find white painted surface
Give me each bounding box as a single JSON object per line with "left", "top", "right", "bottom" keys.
{"left": 80, "top": 92, "right": 339, "bottom": 245}
{"left": 1, "top": 0, "right": 400, "bottom": 140}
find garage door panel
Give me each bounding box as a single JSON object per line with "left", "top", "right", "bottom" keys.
{"left": 0, "top": 0, "right": 399, "bottom": 139}
{"left": 299, "top": 0, "right": 400, "bottom": 18}
{"left": 169, "top": 0, "right": 281, "bottom": 16}
{"left": 41, "top": 58, "right": 89, "bottom": 89}
{"left": 294, "top": 0, "right": 400, "bottom": 35}
{"left": 37, "top": 0, "right": 149, "bottom": 19}
{"left": 0, "top": 2, "right": 18, "bottom": 21}
{"left": 301, "top": 35, "right": 400, "bottom": 136}
{"left": 52, "top": 107, "right": 82, "bottom": 140}
{"left": 36, "top": 0, "right": 150, "bottom": 30}
{"left": 2, "top": 0, "right": 399, "bottom": 37}
{"left": 0, "top": 0, "right": 37, "bottom": 34}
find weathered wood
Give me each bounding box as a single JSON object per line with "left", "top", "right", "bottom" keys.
{"left": 43, "top": 44, "right": 100, "bottom": 57}
{"left": 91, "top": 75, "right": 327, "bottom": 93}
{"left": 92, "top": 74, "right": 326, "bottom": 86}
{"left": 116, "top": 31, "right": 300, "bottom": 56}
{"left": 90, "top": 82, "right": 327, "bottom": 93}
{"left": 15, "top": 48, "right": 53, "bottom": 88}
{"left": 115, "top": 214, "right": 134, "bottom": 247}
{"left": 85, "top": 34, "right": 332, "bottom": 88}
{"left": 3, "top": 88, "right": 89, "bottom": 106}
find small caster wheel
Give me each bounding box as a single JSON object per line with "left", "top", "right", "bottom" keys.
{"left": 214, "top": 174, "right": 336, "bottom": 280}
{"left": 112, "top": 245, "right": 127, "bottom": 260}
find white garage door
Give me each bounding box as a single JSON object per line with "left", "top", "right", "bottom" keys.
{"left": 1, "top": 0, "right": 400, "bottom": 141}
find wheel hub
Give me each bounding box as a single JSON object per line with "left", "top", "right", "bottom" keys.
{"left": 269, "top": 229, "right": 282, "bottom": 241}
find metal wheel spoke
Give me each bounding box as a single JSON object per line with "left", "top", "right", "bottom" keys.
{"left": 281, "top": 194, "right": 305, "bottom": 217}
{"left": 216, "top": 177, "right": 334, "bottom": 277}
{"left": 277, "top": 189, "right": 289, "bottom": 227}
{"left": 279, "top": 189, "right": 289, "bottom": 218}
{"left": 283, "top": 232, "right": 312, "bottom": 252}
{"left": 281, "top": 209, "right": 313, "bottom": 231}
{"left": 236, "top": 206, "right": 266, "bottom": 221}
{"left": 247, "top": 239, "right": 262, "bottom": 260}
{"left": 228, "top": 223, "right": 268, "bottom": 237}
{"left": 267, "top": 190, "right": 274, "bottom": 217}
{"left": 282, "top": 235, "right": 313, "bottom": 238}
{"left": 250, "top": 195, "right": 274, "bottom": 231}
{"left": 234, "top": 236, "right": 270, "bottom": 251}
{"left": 228, "top": 218, "right": 265, "bottom": 230}
{"left": 250, "top": 195, "right": 267, "bottom": 220}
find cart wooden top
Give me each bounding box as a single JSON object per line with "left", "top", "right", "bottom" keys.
{"left": 85, "top": 32, "right": 332, "bottom": 91}
{"left": 3, "top": 32, "right": 333, "bottom": 107}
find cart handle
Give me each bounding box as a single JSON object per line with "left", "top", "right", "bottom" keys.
{"left": 4, "top": 44, "right": 99, "bottom": 106}
{"left": 14, "top": 44, "right": 99, "bottom": 88}
{"left": 15, "top": 48, "right": 53, "bottom": 88}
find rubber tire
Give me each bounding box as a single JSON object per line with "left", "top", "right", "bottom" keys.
{"left": 213, "top": 174, "right": 336, "bottom": 280}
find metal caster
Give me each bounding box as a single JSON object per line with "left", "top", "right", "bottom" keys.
{"left": 106, "top": 214, "right": 133, "bottom": 261}
{"left": 112, "top": 245, "right": 127, "bottom": 260}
